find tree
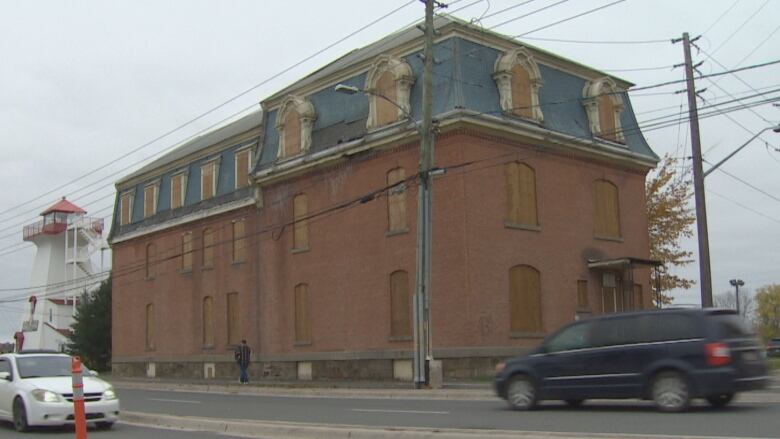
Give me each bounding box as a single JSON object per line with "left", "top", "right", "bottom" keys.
{"left": 646, "top": 154, "right": 696, "bottom": 306}
{"left": 754, "top": 284, "right": 780, "bottom": 341}
{"left": 713, "top": 290, "right": 755, "bottom": 321}
{"left": 67, "top": 276, "right": 112, "bottom": 371}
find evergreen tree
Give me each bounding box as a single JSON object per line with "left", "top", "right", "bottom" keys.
{"left": 646, "top": 155, "right": 696, "bottom": 305}
{"left": 67, "top": 275, "right": 112, "bottom": 371}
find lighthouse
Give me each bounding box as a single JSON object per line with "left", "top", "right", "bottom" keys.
{"left": 18, "top": 197, "right": 106, "bottom": 352}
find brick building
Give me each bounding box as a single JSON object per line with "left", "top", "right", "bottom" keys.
{"left": 110, "top": 17, "right": 659, "bottom": 380}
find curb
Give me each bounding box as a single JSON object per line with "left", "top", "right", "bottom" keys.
{"left": 120, "top": 411, "right": 762, "bottom": 439}
{"left": 111, "top": 380, "right": 497, "bottom": 400}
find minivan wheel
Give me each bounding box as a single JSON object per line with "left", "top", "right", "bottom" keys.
{"left": 13, "top": 397, "right": 29, "bottom": 432}
{"left": 506, "top": 375, "right": 537, "bottom": 410}
{"left": 706, "top": 393, "right": 734, "bottom": 408}
{"left": 565, "top": 399, "right": 585, "bottom": 407}
{"left": 651, "top": 371, "right": 691, "bottom": 412}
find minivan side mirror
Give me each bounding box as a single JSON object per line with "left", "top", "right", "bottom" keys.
{"left": 0, "top": 371, "right": 10, "bottom": 381}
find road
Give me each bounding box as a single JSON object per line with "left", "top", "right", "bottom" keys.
{"left": 0, "top": 421, "right": 229, "bottom": 438}
{"left": 113, "top": 385, "right": 780, "bottom": 438}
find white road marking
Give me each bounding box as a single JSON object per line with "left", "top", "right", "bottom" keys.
{"left": 148, "top": 398, "right": 202, "bottom": 404}
{"left": 351, "top": 408, "right": 449, "bottom": 415}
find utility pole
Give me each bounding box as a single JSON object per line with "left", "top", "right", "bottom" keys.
{"left": 413, "top": 0, "right": 435, "bottom": 388}
{"left": 675, "top": 32, "right": 713, "bottom": 308}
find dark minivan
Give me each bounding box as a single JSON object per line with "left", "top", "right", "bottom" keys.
{"left": 495, "top": 308, "right": 768, "bottom": 412}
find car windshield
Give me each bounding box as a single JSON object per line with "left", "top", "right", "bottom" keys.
{"left": 17, "top": 356, "right": 73, "bottom": 378}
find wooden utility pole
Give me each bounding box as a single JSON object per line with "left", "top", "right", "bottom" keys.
{"left": 413, "top": 0, "right": 435, "bottom": 388}
{"left": 677, "top": 32, "right": 713, "bottom": 307}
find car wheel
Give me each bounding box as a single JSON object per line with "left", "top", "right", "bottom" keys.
{"left": 565, "top": 399, "right": 585, "bottom": 407}
{"left": 651, "top": 371, "right": 691, "bottom": 413}
{"left": 506, "top": 374, "right": 537, "bottom": 410}
{"left": 13, "top": 397, "right": 29, "bottom": 432}
{"left": 706, "top": 393, "right": 734, "bottom": 408}
{"left": 96, "top": 421, "right": 115, "bottom": 430}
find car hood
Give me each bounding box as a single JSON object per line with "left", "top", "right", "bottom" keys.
{"left": 22, "top": 376, "right": 110, "bottom": 394}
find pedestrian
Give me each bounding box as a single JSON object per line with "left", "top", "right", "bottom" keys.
{"left": 234, "top": 339, "right": 251, "bottom": 384}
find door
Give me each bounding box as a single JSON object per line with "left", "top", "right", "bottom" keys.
{"left": 534, "top": 321, "right": 600, "bottom": 399}
{"left": 0, "top": 358, "right": 14, "bottom": 417}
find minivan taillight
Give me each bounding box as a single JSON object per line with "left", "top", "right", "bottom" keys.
{"left": 705, "top": 342, "right": 732, "bottom": 366}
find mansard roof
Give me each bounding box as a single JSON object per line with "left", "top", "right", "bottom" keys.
{"left": 117, "top": 109, "right": 263, "bottom": 187}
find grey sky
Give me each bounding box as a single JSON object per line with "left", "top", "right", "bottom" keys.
{"left": 1, "top": 0, "right": 778, "bottom": 341}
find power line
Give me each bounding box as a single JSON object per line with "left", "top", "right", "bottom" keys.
{"left": 704, "top": 161, "right": 780, "bottom": 205}
{"left": 708, "top": 190, "right": 780, "bottom": 225}
{"left": 0, "top": 0, "right": 417, "bottom": 224}
{"left": 700, "top": 0, "right": 740, "bottom": 37}
{"left": 709, "top": 0, "right": 769, "bottom": 56}
{"left": 513, "top": 0, "right": 627, "bottom": 38}
{"left": 490, "top": 0, "right": 571, "bottom": 29}
{"left": 520, "top": 36, "right": 669, "bottom": 45}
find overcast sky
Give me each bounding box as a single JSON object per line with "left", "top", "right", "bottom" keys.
{"left": 1, "top": 0, "right": 778, "bottom": 341}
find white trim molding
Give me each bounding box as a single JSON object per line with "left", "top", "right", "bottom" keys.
{"left": 275, "top": 95, "right": 316, "bottom": 159}
{"left": 364, "top": 55, "right": 415, "bottom": 130}
{"left": 493, "top": 47, "right": 544, "bottom": 123}
{"left": 582, "top": 77, "right": 625, "bottom": 143}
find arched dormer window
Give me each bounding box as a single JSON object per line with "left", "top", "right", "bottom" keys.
{"left": 493, "top": 48, "right": 544, "bottom": 122}
{"left": 582, "top": 78, "right": 625, "bottom": 143}
{"left": 276, "top": 95, "right": 316, "bottom": 159}
{"left": 365, "top": 55, "right": 415, "bottom": 130}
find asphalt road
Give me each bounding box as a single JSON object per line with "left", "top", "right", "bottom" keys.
{"left": 0, "top": 421, "right": 230, "bottom": 438}
{"left": 116, "top": 387, "right": 780, "bottom": 438}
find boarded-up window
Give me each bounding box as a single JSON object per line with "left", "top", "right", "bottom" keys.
{"left": 227, "top": 292, "right": 239, "bottom": 345}
{"left": 171, "top": 173, "right": 186, "bottom": 209}
{"left": 509, "top": 265, "right": 542, "bottom": 333}
{"left": 232, "top": 220, "right": 246, "bottom": 263}
{"left": 202, "top": 228, "right": 214, "bottom": 268}
{"left": 505, "top": 162, "right": 538, "bottom": 226}
{"left": 510, "top": 64, "right": 533, "bottom": 119}
{"left": 283, "top": 110, "right": 301, "bottom": 158}
{"left": 145, "top": 303, "right": 155, "bottom": 350}
{"left": 201, "top": 162, "right": 216, "bottom": 200}
{"left": 235, "top": 149, "right": 251, "bottom": 189}
{"left": 598, "top": 95, "right": 617, "bottom": 141}
{"left": 593, "top": 179, "right": 621, "bottom": 238}
{"left": 577, "top": 280, "right": 589, "bottom": 309}
{"left": 633, "top": 284, "right": 643, "bottom": 310}
{"left": 203, "top": 296, "right": 214, "bottom": 346}
{"left": 182, "top": 232, "right": 193, "bottom": 271}
{"left": 143, "top": 184, "right": 157, "bottom": 218}
{"left": 375, "top": 70, "right": 398, "bottom": 126}
{"left": 120, "top": 193, "right": 133, "bottom": 225}
{"left": 387, "top": 168, "right": 407, "bottom": 232}
{"left": 293, "top": 194, "right": 309, "bottom": 250}
{"left": 390, "top": 270, "right": 411, "bottom": 338}
{"left": 146, "top": 243, "right": 156, "bottom": 278}
{"left": 294, "top": 283, "right": 311, "bottom": 343}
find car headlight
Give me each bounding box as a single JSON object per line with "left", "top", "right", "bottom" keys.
{"left": 103, "top": 387, "right": 117, "bottom": 400}
{"left": 31, "top": 389, "right": 64, "bottom": 403}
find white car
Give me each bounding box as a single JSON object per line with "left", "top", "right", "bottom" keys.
{"left": 0, "top": 352, "right": 120, "bottom": 432}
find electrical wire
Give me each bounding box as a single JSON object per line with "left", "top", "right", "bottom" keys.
{"left": 513, "top": 0, "right": 626, "bottom": 38}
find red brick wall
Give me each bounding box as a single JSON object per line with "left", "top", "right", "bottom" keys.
{"left": 113, "top": 207, "right": 258, "bottom": 360}
{"left": 113, "top": 130, "right": 652, "bottom": 365}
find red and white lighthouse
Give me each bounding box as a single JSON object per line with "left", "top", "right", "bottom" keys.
{"left": 20, "top": 197, "right": 106, "bottom": 351}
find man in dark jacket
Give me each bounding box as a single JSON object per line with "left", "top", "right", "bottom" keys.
{"left": 235, "top": 339, "right": 251, "bottom": 384}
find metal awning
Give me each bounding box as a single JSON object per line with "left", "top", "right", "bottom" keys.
{"left": 587, "top": 257, "right": 663, "bottom": 270}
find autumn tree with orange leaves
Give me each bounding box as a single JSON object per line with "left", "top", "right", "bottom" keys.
{"left": 646, "top": 155, "right": 696, "bottom": 305}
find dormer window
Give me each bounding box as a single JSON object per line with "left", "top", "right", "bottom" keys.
{"left": 493, "top": 48, "right": 544, "bottom": 123}
{"left": 582, "top": 77, "right": 625, "bottom": 143}
{"left": 171, "top": 170, "right": 188, "bottom": 209}
{"left": 234, "top": 147, "right": 252, "bottom": 189}
{"left": 276, "top": 96, "right": 316, "bottom": 160}
{"left": 120, "top": 191, "right": 134, "bottom": 225}
{"left": 143, "top": 181, "right": 159, "bottom": 218}
{"left": 365, "top": 55, "right": 415, "bottom": 130}
{"left": 201, "top": 158, "right": 220, "bottom": 201}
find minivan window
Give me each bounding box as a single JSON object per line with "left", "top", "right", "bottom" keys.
{"left": 637, "top": 313, "right": 703, "bottom": 343}
{"left": 711, "top": 314, "right": 753, "bottom": 339}
{"left": 545, "top": 322, "right": 592, "bottom": 353}
{"left": 591, "top": 316, "right": 641, "bottom": 347}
